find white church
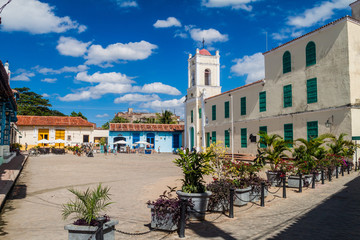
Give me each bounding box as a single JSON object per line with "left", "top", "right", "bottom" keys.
{"left": 184, "top": 0, "right": 360, "bottom": 160}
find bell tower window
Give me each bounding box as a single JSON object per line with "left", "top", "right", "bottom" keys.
{"left": 205, "top": 69, "right": 211, "bottom": 85}
{"left": 191, "top": 71, "right": 195, "bottom": 86}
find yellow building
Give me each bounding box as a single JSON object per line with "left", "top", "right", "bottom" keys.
{"left": 185, "top": 1, "right": 360, "bottom": 161}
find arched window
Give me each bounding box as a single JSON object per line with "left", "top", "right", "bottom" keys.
{"left": 306, "top": 41, "right": 316, "bottom": 67}
{"left": 283, "top": 51, "right": 291, "bottom": 74}
{"left": 205, "top": 69, "right": 211, "bottom": 85}
{"left": 191, "top": 71, "right": 195, "bottom": 86}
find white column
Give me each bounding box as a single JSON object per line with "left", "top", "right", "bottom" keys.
{"left": 201, "top": 90, "right": 206, "bottom": 151}
{"left": 231, "top": 94, "right": 234, "bottom": 161}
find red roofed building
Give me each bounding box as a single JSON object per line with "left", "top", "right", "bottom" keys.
{"left": 16, "top": 115, "right": 108, "bottom": 149}
{"left": 109, "top": 123, "right": 184, "bottom": 153}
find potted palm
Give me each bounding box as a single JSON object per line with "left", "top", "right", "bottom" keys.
{"left": 174, "top": 148, "right": 213, "bottom": 220}
{"left": 256, "top": 132, "right": 290, "bottom": 186}
{"left": 62, "top": 184, "right": 118, "bottom": 240}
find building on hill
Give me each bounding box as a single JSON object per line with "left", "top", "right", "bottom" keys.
{"left": 0, "top": 60, "right": 18, "bottom": 165}
{"left": 115, "top": 108, "right": 182, "bottom": 124}
{"left": 109, "top": 123, "right": 184, "bottom": 153}
{"left": 16, "top": 115, "right": 108, "bottom": 149}
{"left": 185, "top": 1, "right": 360, "bottom": 161}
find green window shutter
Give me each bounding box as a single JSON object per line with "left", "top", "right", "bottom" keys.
{"left": 259, "top": 126, "right": 267, "bottom": 148}
{"left": 307, "top": 78, "right": 317, "bottom": 104}
{"left": 307, "top": 121, "right": 318, "bottom": 141}
{"left": 241, "top": 97, "right": 246, "bottom": 116}
{"left": 212, "top": 105, "right": 216, "bottom": 121}
{"left": 212, "top": 131, "right": 216, "bottom": 143}
{"left": 283, "top": 84, "right": 292, "bottom": 108}
{"left": 284, "top": 123, "right": 293, "bottom": 147}
{"left": 199, "top": 108, "right": 202, "bottom": 119}
{"left": 191, "top": 110, "right": 193, "bottom": 123}
{"left": 206, "top": 132, "right": 210, "bottom": 147}
{"left": 225, "top": 130, "right": 230, "bottom": 147}
{"left": 259, "top": 91, "right": 266, "bottom": 112}
{"left": 283, "top": 51, "right": 291, "bottom": 74}
{"left": 190, "top": 127, "right": 194, "bottom": 149}
{"left": 306, "top": 41, "right": 316, "bottom": 67}
{"left": 224, "top": 101, "right": 229, "bottom": 119}
{"left": 241, "top": 128, "right": 247, "bottom": 148}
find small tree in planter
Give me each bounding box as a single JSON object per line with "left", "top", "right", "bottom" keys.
{"left": 147, "top": 186, "right": 193, "bottom": 231}
{"left": 256, "top": 132, "right": 290, "bottom": 186}
{"left": 173, "top": 149, "right": 213, "bottom": 220}
{"left": 62, "top": 184, "right": 118, "bottom": 240}
{"left": 206, "top": 179, "right": 234, "bottom": 212}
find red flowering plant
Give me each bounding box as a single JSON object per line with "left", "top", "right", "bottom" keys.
{"left": 147, "top": 186, "right": 193, "bottom": 228}
{"left": 294, "top": 154, "right": 317, "bottom": 175}
{"left": 229, "top": 161, "right": 261, "bottom": 189}
{"left": 274, "top": 158, "right": 294, "bottom": 178}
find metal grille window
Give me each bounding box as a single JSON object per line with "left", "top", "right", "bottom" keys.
{"left": 284, "top": 124, "right": 293, "bottom": 147}
{"left": 225, "top": 130, "right": 230, "bottom": 147}
{"left": 241, "top": 128, "right": 247, "bottom": 148}
{"left": 191, "top": 110, "right": 193, "bottom": 123}
{"left": 259, "top": 91, "right": 266, "bottom": 112}
{"left": 306, "top": 41, "right": 316, "bottom": 67}
{"left": 259, "top": 126, "right": 267, "bottom": 148}
{"left": 307, "top": 121, "right": 318, "bottom": 141}
{"left": 283, "top": 84, "right": 292, "bottom": 108}
{"left": 212, "top": 131, "right": 216, "bottom": 143}
{"left": 307, "top": 78, "right": 317, "bottom": 104}
{"left": 283, "top": 51, "right": 291, "bottom": 74}
{"left": 241, "top": 97, "right": 246, "bottom": 116}
{"left": 212, "top": 105, "right": 216, "bottom": 121}
{"left": 225, "top": 101, "right": 230, "bottom": 119}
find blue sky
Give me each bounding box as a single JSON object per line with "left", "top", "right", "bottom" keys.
{"left": 0, "top": 0, "right": 354, "bottom": 126}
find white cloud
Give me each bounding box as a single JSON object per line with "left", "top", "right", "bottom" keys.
{"left": 96, "top": 114, "right": 109, "bottom": 118}
{"left": 1, "top": 0, "right": 86, "bottom": 34}
{"left": 85, "top": 40, "right": 158, "bottom": 65}
{"left": 189, "top": 28, "right": 228, "bottom": 44}
{"left": 11, "top": 71, "right": 35, "bottom": 81}
{"left": 287, "top": 0, "right": 352, "bottom": 28}
{"left": 153, "top": 17, "right": 181, "bottom": 28}
{"left": 137, "top": 82, "right": 181, "bottom": 95}
{"left": 114, "top": 94, "right": 160, "bottom": 103}
{"left": 174, "top": 32, "right": 188, "bottom": 39}
{"left": 231, "top": 52, "right": 264, "bottom": 84}
{"left": 42, "top": 93, "right": 50, "bottom": 98}
{"left": 114, "top": 0, "right": 138, "bottom": 7}
{"left": 202, "top": 0, "right": 257, "bottom": 11}
{"left": 56, "top": 37, "right": 91, "bottom": 57}
{"left": 35, "top": 65, "right": 88, "bottom": 75}
{"left": 41, "top": 78, "right": 57, "bottom": 83}
{"left": 75, "top": 71, "right": 134, "bottom": 84}
{"left": 272, "top": 28, "right": 304, "bottom": 41}
{"left": 141, "top": 97, "right": 186, "bottom": 118}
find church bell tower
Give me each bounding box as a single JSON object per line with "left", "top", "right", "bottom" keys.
{"left": 184, "top": 48, "right": 221, "bottom": 151}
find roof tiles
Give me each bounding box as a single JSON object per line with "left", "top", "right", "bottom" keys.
{"left": 110, "top": 123, "right": 184, "bottom": 132}
{"left": 17, "top": 115, "right": 94, "bottom": 127}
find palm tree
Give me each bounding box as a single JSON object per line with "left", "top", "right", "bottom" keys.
{"left": 327, "top": 133, "right": 353, "bottom": 157}
{"left": 293, "top": 133, "right": 333, "bottom": 161}
{"left": 255, "top": 132, "right": 290, "bottom": 171}
{"left": 157, "top": 110, "right": 176, "bottom": 124}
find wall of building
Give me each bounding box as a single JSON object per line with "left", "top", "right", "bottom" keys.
{"left": 108, "top": 131, "right": 182, "bottom": 153}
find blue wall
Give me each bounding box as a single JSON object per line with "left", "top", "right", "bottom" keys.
{"left": 109, "top": 131, "right": 183, "bottom": 153}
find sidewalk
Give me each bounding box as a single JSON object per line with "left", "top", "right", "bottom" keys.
{"left": 0, "top": 154, "right": 27, "bottom": 210}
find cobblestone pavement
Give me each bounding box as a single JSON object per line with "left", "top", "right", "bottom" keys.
{"left": 0, "top": 153, "right": 359, "bottom": 240}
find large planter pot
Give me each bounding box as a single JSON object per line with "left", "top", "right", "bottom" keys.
{"left": 249, "top": 186, "right": 268, "bottom": 202}
{"left": 148, "top": 205, "right": 177, "bottom": 231}
{"left": 331, "top": 166, "right": 342, "bottom": 176}
{"left": 64, "top": 220, "right": 118, "bottom": 240}
{"left": 176, "top": 191, "right": 212, "bottom": 220}
{"left": 210, "top": 199, "right": 229, "bottom": 212}
{"left": 288, "top": 175, "right": 313, "bottom": 188}
{"left": 266, "top": 171, "right": 282, "bottom": 187}
{"left": 234, "top": 187, "right": 251, "bottom": 206}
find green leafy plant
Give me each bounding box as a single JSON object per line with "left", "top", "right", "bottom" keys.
{"left": 62, "top": 183, "right": 113, "bottom": 225}
{"left": 204, "top": 141, "right": 230, "bottom": 180}
{"left": 173, "top": 149, "right": 213, "bottom": 193}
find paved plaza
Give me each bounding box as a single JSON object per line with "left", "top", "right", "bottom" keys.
{"left": 0, "top": 153, "right": 359, "bottom": 239}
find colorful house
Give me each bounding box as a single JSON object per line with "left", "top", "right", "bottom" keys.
{"left": 109, "top": 123, "right": 184, "bottom": 153}
{"left": 0, "top": 61, "right": 18, "bottom": 164}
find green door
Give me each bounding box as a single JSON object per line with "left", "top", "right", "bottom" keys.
{"left": 190, "top": 127, "right": 194, "bottom": 150}
{"left": 206, "top": 132, "right": 210, "bottom": 148}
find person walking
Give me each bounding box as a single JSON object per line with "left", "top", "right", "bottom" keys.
{"left": 104, "top": 143, "right": 107, "bottom": 155}
{"left": 158, "top": 146, "right": 160, "bottom": 154}
{"left": 25, "top": 143, "right": 28, "bottom": 151}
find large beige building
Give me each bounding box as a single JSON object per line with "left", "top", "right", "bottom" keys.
{"left": 185, "top": 1, "right": 360, "bottom": 160}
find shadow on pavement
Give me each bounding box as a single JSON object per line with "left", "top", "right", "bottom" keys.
{"left": 187, "top": 219, "right": 237, "bottom": 240}
{"left": 268, "top": 175, "right": 360, "bottom": 240}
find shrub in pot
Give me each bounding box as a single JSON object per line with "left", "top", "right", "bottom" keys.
{"left": 206, "top": 179, "right": 234, "bottom": 212}
{"left": 62, "top": 183, "right": 118, "bottom": 240}
{"left": 174, "top": 148, "right": 213, "bottom": 220}
{"left": 248, "top": 176, "right": 270, "bottom": 202}
{"left": 147, "top": 186, "right": 193, "bottom": 231}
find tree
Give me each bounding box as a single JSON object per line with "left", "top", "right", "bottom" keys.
{"left": 157, "top": 110, "right": 176, "bottom": 124}
{"left": 70, "top": 111, "right": 88, "bottom": 120}
{"left": 14, "top": 87, "right": 66, "bottom": 116}
{"left": 101, "top": 116, "right": 129, "bottom": 130}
